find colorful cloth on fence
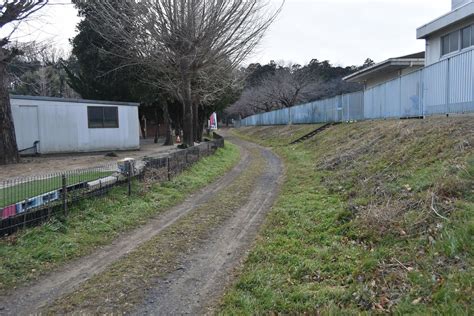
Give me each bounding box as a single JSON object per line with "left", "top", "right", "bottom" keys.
{"left": 2, "top": 205, "right": 16, "bottom": 219}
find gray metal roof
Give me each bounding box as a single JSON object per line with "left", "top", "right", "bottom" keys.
{"left": 10, "top": 94, "right": 140, "bottom": 107}
{"left": 343, "top": 53, "right": 425, "bottom": 83}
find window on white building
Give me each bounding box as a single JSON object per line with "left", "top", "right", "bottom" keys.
{"left": 462, "top": 25, "right": 474, "bottom": 49}
{"left": 442, "top": 30, "right": 460, "bottom": 55}
{"left": 88, "top": 106, "right": 119, "bottom": 128}
{"left": 442, "top": 25, "right": 474, "bottom": 56}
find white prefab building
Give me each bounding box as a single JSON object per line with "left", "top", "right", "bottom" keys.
{"left": 417, "top": 0, "right": 474, "bottom": 65}
{"left": 10, "top": 95, "right": 140, "bottom": 155}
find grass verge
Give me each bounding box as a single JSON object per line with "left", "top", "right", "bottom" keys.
{"left": 0, "top": 143, "right": 240, "bottom": 293}
{"left": 221, "top": 117, "right": 473, "bottom": 314}
{"left": 45, "top": 147, "right": 266, "bottom": 314}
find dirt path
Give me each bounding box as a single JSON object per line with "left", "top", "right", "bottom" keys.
{"left": 0, "top": 135, "right": 283, "bottom": 315}
{"left": 132, "top": 138, "right": 283, "bottom": 315}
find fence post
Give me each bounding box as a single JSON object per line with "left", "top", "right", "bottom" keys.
{"left": 185, "top": 149, "right": 188, "bottom": 166}
{"left": 62, "top": 174, "right": 67, "bottom": 217}
{"left": 127, "top": 161, "right": 132, "bottom": 196}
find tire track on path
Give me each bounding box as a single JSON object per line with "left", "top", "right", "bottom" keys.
{"left": 131, "top": 135, "right": 284, "bottom": 315}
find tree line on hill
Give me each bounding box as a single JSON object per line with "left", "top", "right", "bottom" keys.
{"left": 225, "top": 58, "right": 374, "bottom": 119}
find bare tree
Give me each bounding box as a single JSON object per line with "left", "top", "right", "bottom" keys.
{"left": 0, "top": 0, "right": 48, "bottom": 165}
{"left": 227, "top": 62, "right": 323, "bottom": 117}
{"left": 87, "top": 0, "right": 282, "bottom": 146}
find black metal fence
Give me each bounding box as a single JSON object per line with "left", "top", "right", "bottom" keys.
{"left": 0, "top": 135, "right": 225, "bottom": 236}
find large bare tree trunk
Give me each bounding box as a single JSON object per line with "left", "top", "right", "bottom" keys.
{"left": 0, "top": 62, "right": 20, "bottom": 165}
{"left": 182, "top": 77, "right": 194, "bottom": 147}
{"left": 153, "top": 107, "right": 160, "bottom": 144}
{"left": 162, "top": 102, "right": 174, "bottom": 146}
{"left": 193, "top": 103, "right": 199, "bottom": 142}
{"left": 197, "top": 105, "right": 206, "bottom": 142}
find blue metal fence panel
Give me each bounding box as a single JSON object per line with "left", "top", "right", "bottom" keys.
{"left": 400, "top": 70, "right": 423, "bottom": 117}
{"left": 423, "top": 59, "right": 449, "bottom": 115}
{"left": 291, "top": 102, "right": 315, "bottom": 124}
{"left": 363, "top": 88, "right": 374, "bottom": 119}
{"left": 448, "top": 50, "right": 474, "bottom": 113}
{"left": 384, "top": 78, "right": 401, "bottom": 118}
{"left": 342, "top": 91, "right": 364, "bottom": 121}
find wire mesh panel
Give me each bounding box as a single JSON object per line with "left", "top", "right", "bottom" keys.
{"left": 0, "top": 137, "right": 226, "bottom": 236}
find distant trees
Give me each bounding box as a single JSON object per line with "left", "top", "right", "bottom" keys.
{"left": 8, "top": 42, "right": 78, "bottom": 98}
{"left": 0, "top": 0, "right": 48, "bottom": 165}
{"left": 83, "top": 0, "right": 282, "bottom": 146}
{"left": 226, "top": 59, "right": 367, "bottom": 118}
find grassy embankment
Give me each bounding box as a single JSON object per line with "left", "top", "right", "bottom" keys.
{"left": 0, "top": 143, "right": 240, "bottom": 293}
{"left": 222, "top": 118, "right": 473, "bottom": 314}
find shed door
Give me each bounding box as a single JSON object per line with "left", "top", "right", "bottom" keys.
{"left": 14, "top": 106, "right": 40, "bottom": 153}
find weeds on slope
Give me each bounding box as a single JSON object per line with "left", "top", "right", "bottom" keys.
{"left": 0, "top": 144, "right": 240, "bottom": 293}
{"left": 222, "top": 117, "right": 473, "bottom": 314}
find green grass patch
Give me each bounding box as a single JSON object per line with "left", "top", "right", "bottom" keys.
{"left": 220, "top": 117, "right": 473, "bottom": 314}
{"left": 0, "top": 143, "right": 240, "bottom": 293}
{"left": 0, "top": 172, "right": 112, "bottom": 207}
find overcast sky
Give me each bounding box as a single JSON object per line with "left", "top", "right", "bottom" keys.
{"left": 4, "top": 0, "right": 450, "bottom": 67}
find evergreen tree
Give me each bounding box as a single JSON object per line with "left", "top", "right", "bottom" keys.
{"left": 66, "top": 0, "right": 139, "bottom": 102}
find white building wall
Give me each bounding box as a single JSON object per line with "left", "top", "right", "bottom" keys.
{"left": 11, "top": 98, "right": 140, "bottom": 154}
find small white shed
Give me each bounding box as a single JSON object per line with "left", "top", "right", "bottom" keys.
{"left": 10, "top": 95, "right": 140, "bottom": 155}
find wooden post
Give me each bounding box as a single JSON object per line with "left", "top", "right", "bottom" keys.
{"left": 62, "top": 174, "right": 67, "bottom": 217}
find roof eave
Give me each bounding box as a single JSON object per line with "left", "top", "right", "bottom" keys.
{"left": 417, "top": 2, "right": 474, "bottom": 39}
{"left": 343, "top": 59, "right": 425, "bottom": 82}
{"left": 10, "top": 95, "right": 141, "bottom": 107}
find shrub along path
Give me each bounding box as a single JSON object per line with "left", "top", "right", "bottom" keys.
{"left": 0, "top": 134, "right": 284, "bottom": 315}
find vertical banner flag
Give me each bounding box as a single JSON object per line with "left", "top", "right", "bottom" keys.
{"left": 209, "top": 112, "right": 218, "bottom": 130}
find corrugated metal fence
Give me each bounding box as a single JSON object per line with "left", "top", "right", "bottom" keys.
{"left": 237, "top": 50, "right": 474, "bottom": 127}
